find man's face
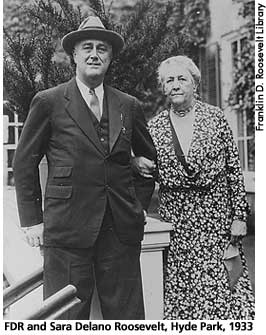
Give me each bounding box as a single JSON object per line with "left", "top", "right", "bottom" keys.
{"left": 73, "top": 39, "right": 112, "bottom": 83}
{"left": 162, "top": 64, "right": 195, "bottom": 109}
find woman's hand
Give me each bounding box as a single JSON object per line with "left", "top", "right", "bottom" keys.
{"left": 230, "top": 220, "right": 247, "bottom": 245}
{"left": 132, "top": 156, "right": 156, "bottom": 178}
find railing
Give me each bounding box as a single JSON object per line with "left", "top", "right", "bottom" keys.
{"left": 4, "top": 267, "right": 43, "bottom": 310}
{"left": 24, "top": 285, "right": 81, "bottom": 320}
{"left": 3, "top": 267, "right": 81, "bottom": 319}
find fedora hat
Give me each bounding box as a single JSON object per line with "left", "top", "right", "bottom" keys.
{"left": 62, "top": 16, "right": 124, "bottom": 55}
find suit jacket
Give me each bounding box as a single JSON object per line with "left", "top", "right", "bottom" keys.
{"left": 13, "top": 78, "right": 156, "bottom": 248}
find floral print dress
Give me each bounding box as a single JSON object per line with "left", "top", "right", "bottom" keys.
{"left": 148, "top": 101, "right": 255, "bottom": 320}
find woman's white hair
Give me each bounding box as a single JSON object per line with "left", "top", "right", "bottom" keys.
{"left": 157, "top": 55, "right": 201, "bottom": 89}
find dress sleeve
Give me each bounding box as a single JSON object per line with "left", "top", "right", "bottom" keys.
{"left": 220, "top": 112, "right": 249, "bottom": 222}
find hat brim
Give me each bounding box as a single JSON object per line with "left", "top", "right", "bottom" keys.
{"left": 62, "top": 29, "right": 124, "bottom": 55}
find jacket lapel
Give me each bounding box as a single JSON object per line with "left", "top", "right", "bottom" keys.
{"left": 64, "top": 78, "right": 105, "bottom": 155}
{"left": 104, "top": 85, "right": 123, "bottom": 152}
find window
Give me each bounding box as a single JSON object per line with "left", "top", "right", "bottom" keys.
{"left": 236, "top": 110, "right": 255, "bottom": 171}
{"left": 199, "top": 43, "right": 221, "bottom": 107}
{"left": 231, "top": 37, "right": 255, "bottom": 173}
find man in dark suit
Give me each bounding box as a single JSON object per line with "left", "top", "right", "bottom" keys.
{"left": 13, "top": 16, "right": 156, "bottom": 320}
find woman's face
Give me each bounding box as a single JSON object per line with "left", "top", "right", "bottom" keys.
{"left": 162, "top": 64, "right": 195, "bottom": 109}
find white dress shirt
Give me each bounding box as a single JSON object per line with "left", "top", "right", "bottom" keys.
{"left": 76, "top": 77, "right": 104, "bottom": 118}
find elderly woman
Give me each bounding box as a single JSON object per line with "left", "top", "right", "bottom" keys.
{"left": 135, "top": 55, "right": 255, "bottom": 319}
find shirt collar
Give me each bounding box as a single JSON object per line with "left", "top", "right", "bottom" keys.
{"left": 76, "top": 76, "right": 104, "bottom": 100}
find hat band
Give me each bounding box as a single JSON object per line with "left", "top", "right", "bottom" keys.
{"left": 80, "top": 26, "right": 106, "bottom": 31}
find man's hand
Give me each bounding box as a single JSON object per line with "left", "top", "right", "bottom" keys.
{"left": 132, "top": 157, "right": 156, "bottom": 178}
{"left": 230, "top": 220, "right": 247, "bottom": 245}
{"left": 21, "top": 223, "right": 44, "bottom": 247}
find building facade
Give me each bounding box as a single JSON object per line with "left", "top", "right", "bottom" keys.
{"left": 199, "top": 0, "right": 255, "bottom": 229}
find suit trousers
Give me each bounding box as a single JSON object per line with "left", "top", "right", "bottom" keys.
{"left": 43, "top": 205, "right": 145, "bottom": 320}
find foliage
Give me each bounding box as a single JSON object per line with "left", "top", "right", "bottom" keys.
{"left": 169, "top": 0, "right": 210, "bottom": 48}
{"left": 3, "top": 0, "right": 32, "bottom": 36}
{"left": 229, "top": 1, "right": 255, "bottom": 132}
{"left": 3, "top": 0, "right": 81, "bottom": 121}
{"left": 4, "top": 0, "right": 210, "bottom": 121}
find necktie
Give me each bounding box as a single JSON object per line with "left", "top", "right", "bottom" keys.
{"left": 89, "top": 88, "right": 101, "bottom": 122}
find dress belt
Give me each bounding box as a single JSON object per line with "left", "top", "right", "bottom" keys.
{"left": 160, "top": 183, "right": 211, "bottom": 193}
